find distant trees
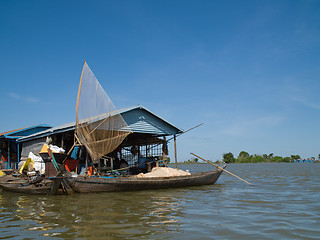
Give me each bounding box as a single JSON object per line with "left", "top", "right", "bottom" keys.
{"left": 238, "top": 151, "right": 250, "bottom": 162}
{"left": 291, "top": 155, "right": 301, "bottom": 160}
{"left": 183, "top": 157, "right": 199, "bottom": 164}
{"left": 263, "top": 153, "right": 274, "bottom": 162}
{"left": 179, "top": 152, "right": 318, "bottom": 164}
{"left": 223, "top": 152, "right": 236, "bottom": 163}
{"left": 221, "top": 151, "right": 316, "bottom": 163}
{"left": 282, "top": 157, "right": 291, "bottom": 162}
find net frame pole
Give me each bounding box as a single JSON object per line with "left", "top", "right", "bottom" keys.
{"left": 76, "top": 60, "right": 86, "bottom": 125}
{"left": 74, "top": 61, "right": 131, "bottom": 162}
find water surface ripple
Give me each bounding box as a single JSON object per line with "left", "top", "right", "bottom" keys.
{"left": 0, "top": 163, "right": 319, "bottom": 239}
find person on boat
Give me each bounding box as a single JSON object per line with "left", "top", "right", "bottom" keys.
{"left": 119, "top": 159, "right": 129, "bottom": 169}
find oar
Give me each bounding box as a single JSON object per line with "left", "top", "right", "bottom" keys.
{"left": 190, "top": 153, "right": 254, "bottom": 186}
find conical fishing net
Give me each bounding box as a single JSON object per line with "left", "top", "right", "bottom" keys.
{"left": 75, "top": 62, "right": 131, "bottom": 161}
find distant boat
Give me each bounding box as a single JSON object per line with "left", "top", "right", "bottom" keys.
{"left": 293, "top": 159, "right": 316, "bottom": 163}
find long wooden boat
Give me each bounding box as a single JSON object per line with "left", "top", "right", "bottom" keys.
{"left": 53, "top": 168, "right": 224, "bottom": 193}
{"left": 0, "top": 175, "right": 53, "bottom": 195}
{"left": 0, "top": 167, "right": 223, "bottom": 195}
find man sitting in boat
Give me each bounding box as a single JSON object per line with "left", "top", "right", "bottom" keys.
{"left": 119, "top": 159, "right": 129, "bottom": 169}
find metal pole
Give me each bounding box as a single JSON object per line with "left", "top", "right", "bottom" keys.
{"left": 174, "top": 135, "right": 177, "bottom": 169}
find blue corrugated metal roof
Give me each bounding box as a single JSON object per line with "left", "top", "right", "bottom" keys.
{"left": 0, "top": 124, "right": 52, "bottom": 140}
{"left": 18, "top": 105, "right": 183, "bottom": 142}
{"left": 121, "top": 105, "right": 183, "bottom": 135}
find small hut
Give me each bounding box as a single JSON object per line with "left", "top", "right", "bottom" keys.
{"left": 0, "top": 124, "right": 52, "bottom": 170}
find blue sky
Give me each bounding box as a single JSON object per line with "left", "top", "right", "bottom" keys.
{"left": 1, "top": 0, "right": 320, "bottom": 161}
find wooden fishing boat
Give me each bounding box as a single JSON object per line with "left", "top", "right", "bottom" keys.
{"left": 0, "top": 175, "right": 53, "bottom": 195}
{"left": 53, "top": 167, "right": 224, "bottom": 193}
{"left": 0, "top": 167, "right": 223, "bottom": 194}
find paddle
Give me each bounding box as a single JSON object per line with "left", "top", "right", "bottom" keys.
{"left": 190, "top": 153, "right": 254, "bottom": 186}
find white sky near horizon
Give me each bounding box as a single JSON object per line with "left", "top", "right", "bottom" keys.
{"left": 1, "top": 0, "right": 320, "bottom": 161}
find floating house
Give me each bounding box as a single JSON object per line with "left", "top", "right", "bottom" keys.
{"left": 0, "top": 124, "right": 52, "bottom": 169}
{"left": 17, "top": 105, "right": 183, "bottom": 174}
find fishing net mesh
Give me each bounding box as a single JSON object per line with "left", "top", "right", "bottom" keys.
{"left": 75, "top": 62, "right": 131, "bottom": 162}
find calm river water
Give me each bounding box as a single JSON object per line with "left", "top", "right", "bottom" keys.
{"left": 0, "top": 163, "right": 319, "bottom": 240}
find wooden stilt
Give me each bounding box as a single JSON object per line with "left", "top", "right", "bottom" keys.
{"left": 174, "top": 135, "right": 177, "bottom": 169}
{"left": 8, "top": 141, "right": 11, "bottom": 169}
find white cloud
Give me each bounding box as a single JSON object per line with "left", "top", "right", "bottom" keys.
{"left": 7, "top": 92, "right": 39, "bottom": 103}
{"left": 291, "top": 96, "right": 320, "bottom": 110}
{"left": 7, "top": 92, "right": 21, "bottom": 100}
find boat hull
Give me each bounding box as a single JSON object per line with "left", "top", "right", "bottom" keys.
{"left": 0, "top": 176, "right": 52, "bottom": 195}
{"left": 64, "top": 169, "right": 223, "bottom": 193}
{"left": 0, "top": 168, "right": 224, "bottom": 194}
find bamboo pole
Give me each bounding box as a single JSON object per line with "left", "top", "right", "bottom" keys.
{"left": 76, "top": 60, "right": 86, "bottom": 125}
{"left": 167, "top": 123, "right": 203, "bottom": 142}
{"left": 145, "top": 123, "right": 204, "bottom": 153}
{"left": 191, "top": 153, "right": 254, "bottom": 186}
{"left": 177, "top": 123, "right": 203, "bottom": 137}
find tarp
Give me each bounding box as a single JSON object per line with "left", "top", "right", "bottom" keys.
{"left": 19, "top": 152, "right": 45, "bottom": 174}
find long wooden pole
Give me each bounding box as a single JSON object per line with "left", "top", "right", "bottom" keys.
{"left": 191, "top": 153, "right": 254, "bottom": 186}
{"left": 147, "top": 123, "right": 204, "bottom": 153}
{"left": 166, "top": 123, "right": 203, "bottom": 143}
{"left": 177, "top": 123, "right": 203, "bottom": 137}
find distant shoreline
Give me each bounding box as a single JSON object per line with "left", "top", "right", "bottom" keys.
{"left": 169, "top": 161, "right": 320, "bottom": 164}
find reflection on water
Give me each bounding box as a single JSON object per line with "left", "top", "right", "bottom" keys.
{"left": 68, "top": 191, "right": 185, "bottom": 239}
{"left": 1, "top": 163, "right": 320, "bottom": 240}
{"left": 1, "top": 189, "right": 188, "bottom": 239}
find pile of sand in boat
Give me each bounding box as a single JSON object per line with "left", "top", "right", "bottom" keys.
{"left": 134, "top": 167, "right": 191, "bottom": 178}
